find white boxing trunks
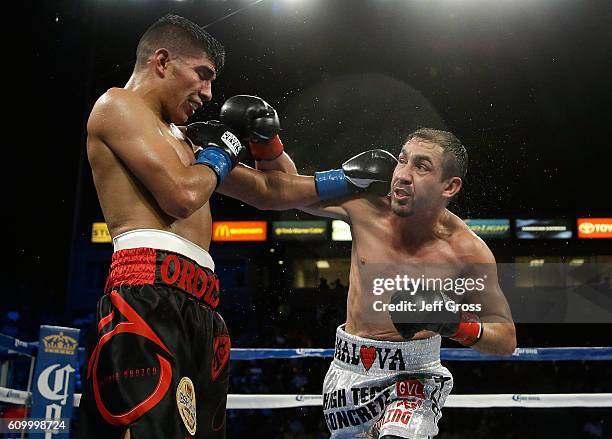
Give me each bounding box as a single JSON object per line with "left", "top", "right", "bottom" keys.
{"left": 323, "top": 326, "right": 453, "bottom": 438}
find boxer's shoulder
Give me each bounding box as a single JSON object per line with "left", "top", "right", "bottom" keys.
{"left": 449, "top": 224, "right": 495, "bottom": 264}
{"left": 91, "top": 88, "right": 150, "bottom": 118}
{"left": 88, "top": 88, "right": 157, "bottom": 141}
{"left": 431, "top": 210, "right": 489, "bottom": 261}
{"left": 343, "top": 193, "right": 390, "bottom": 217}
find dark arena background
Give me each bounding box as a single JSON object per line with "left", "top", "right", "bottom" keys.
{"left": 3, "top": 0, "right": 611, "bottom": 437}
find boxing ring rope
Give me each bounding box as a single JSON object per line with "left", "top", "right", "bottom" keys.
{"left": 3, "top": 334, "right": 612, "bottom": 362}
{"left": 1, "top": 387, "right": 611, "bottom": 409}
{"left": 229, "top": 346, "right": 612, "bottom": 361}
{"left": 1, "top": 332, "right": 611, "bottom": 411}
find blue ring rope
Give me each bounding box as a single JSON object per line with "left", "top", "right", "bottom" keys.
{"left": 2, "top": 333, "right": 611, "bottom": 362}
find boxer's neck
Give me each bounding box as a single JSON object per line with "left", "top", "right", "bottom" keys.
{"left": 391, "top": 206, "right": 446, "bottom": 246}
{"left": 124, "top": 72, "right": 164, "bottom": 119}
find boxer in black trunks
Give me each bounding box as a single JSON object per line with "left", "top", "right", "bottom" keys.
{"left": 83, "top": 248, "right": 229, "bottom": 438}
{"left": 78, "top": 14, "right": 328, "bottom": 439}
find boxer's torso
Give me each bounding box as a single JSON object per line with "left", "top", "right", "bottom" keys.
{"left": 343, "top": 197, "right": 476, "bottom": 342}
{"left": 87, "top": 89, "right": 213, "bottom": 250}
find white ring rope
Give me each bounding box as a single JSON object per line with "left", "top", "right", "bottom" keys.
{"left": 1, "top": 387, "right": 610, "bottom": 409}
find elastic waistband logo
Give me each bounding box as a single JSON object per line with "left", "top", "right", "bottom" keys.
{"left": 159, "top": 253, "right": 220, "bottom": 309}
{"left": 335, "top": 338, "right": 409, "bottom": 371}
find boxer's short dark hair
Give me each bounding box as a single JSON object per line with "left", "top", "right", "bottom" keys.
{"left": 136, "top": 14, "right": 225, "bottom": 74}
{"left": 405, "top": 128, "right": 468, "bottom": 180}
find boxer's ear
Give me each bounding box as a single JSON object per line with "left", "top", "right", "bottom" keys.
{"left": 152, "top": 48, "right": 170, "bottom": 77}
{"left": 442, "top": 176, "right": 462, "bottom": 199}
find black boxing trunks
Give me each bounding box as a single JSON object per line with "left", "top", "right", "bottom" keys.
{"left": 79, "top": 231, "right": 230, "bottom": 439}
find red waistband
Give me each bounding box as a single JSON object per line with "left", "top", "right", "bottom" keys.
{"left": 104, "top": 248, "right": 221, "bottom": 309}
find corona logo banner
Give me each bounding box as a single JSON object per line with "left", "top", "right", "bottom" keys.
{"left": 30, "top": 326, "right": 80, "bottom": 439}
{"left": 577, "top": 218, "right": 612, "bottom": 238}
{"left": 42, "top": 332, "right": 79, "bottom": 355}
{"left": 212, "top": 221, "right": 267, "bottom": 242}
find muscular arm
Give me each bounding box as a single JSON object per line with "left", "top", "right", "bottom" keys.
{"left": 299, "top": 194, "right": 388, "bottom": 222}
{"left": 254, "top": 151, "right": 298, "bottom": 173}
{"left": 88, "top": 89, "right": 217, "bottom": 219}
{"left": 221, "top": 144, "right": 390, "bottom": 218}
{"left": 463, "top": 237, "right": 517, "bottom": 356}
{"left": 299, "top": 200, "right": 351, "bottom": 221}
{"left": 475, "top": 317, "right": 517, "bottom": 356}
{"left": 252, "top": 151, "right": 353, "bottom": 219}
{"left": 217, "top": 162, "right": 320, "bottom": 210}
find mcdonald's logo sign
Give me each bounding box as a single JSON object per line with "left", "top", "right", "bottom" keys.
{"left": 212, "top": 221, "right": 267, "bottom": 242}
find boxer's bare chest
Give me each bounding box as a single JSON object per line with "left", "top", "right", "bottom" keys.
{"left": 348, "top": 207, "right": 465, "bottom": 285}
{"left": 162, "top": 122, "right": 195, "bottom": 166}
{"left": 161, "top": 123, "right": 213, "bottom": 249}
{"left": 353, "top": 217, "right": 456, "bottom": 264}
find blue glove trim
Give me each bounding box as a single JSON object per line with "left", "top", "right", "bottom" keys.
{"left": 196, "top": 147, "right": 232, "bottom": 184}
{"left": 314, "top": 169, "right": 350, "bottom": 201}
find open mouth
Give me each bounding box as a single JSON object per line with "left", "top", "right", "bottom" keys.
{"left": 393, "top": 187, "right": 412, "bottom": 200}
{"left": 185, "top": 100, "right": 201, "bottom": 116}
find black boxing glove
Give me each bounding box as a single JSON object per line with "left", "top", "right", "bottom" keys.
{"left": 219, "top": 95, "right": 283, "bottom": 161}
{"left": 186, "top": 121, "right": 246, "bottom": 187}
{"left": 314, "top": 149, "right": 398, "bottom": 201}
{"left": 389, "top": 289, "right": 483, "bottom": 346}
